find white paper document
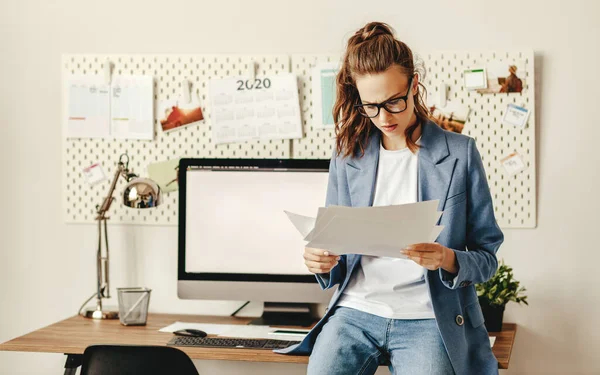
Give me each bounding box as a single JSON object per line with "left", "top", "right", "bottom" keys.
{"left": 111, "top": 75, "right": 154, "bottom": 140}
{"left": 284, "top": 211, "right": 316, "bottom": 238}
{"left": 286, "top": 201, "right": 444, "bottom": 259}
{"left": 208, "top": 73, "right": 303, "bottom": 144}
{"left": 311, "top": 62, "right": 339, "bottom": 129}
{"left": 66, "top": 76, "right": 111, "bottom": 138}
{"left": 65, "top": 75, "right": 154, "bottom": 139}
{"left": 159, "top": 322, "right": 308, "bottom": 341}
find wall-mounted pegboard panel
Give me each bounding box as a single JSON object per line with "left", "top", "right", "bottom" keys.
{"left": 290, "top": 51, "right": 536, "bottom": 228}
{"left": 63, "top": 51, "right": 535, "bottom": 228}
{"left": 62, "top": 54, "right": 290, "bottom": 225}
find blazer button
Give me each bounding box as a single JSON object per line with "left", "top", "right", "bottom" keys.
{"left": 456, "top": 315, "right": 464, "bottom": 326}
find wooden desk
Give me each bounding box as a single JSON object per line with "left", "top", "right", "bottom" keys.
{"left": 0, "top": 313, "right": 516, "bottom": 373}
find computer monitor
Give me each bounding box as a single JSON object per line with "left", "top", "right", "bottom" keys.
{"left": 177, "top": 158, "right": 335, "bottom": 326}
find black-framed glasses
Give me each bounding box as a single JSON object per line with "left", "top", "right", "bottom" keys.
{"left": 354, "top": 76, "right": 414, "bottom": 118}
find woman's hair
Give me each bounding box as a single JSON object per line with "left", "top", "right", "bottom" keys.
{"left": 333, "top": 22, "right": 431, "bottom": 158}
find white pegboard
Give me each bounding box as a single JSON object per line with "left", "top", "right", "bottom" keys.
{"left": 63, "top": 54, "right": 290, "bottom": 224}
{"left": 63, "top": 51, "right": 536, "bottom": 228}
{"left": 290, "top": 51, "right": 536, "bottom": 228}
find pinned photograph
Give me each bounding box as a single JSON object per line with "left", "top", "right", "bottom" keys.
{"left": 477, "top": 61, "right": 524, "bottom": 94}
{"left": 82, "top": 163, "right": 107, "bottom": 186}
{"left": 500, "top": 152, "right": 527, "bottom": 175}
{"left": 430, "top": 100, "right": 471, "bottom": 134}
{"left": 502, "top": 103, "right": 530, "bottom": 128}
{"left": 158, "top": 98, "right": 204, "bottom": 132}
{"left": 147, "top": 158, "right": 180, "bottom": 194}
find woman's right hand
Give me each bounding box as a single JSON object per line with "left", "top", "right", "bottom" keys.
{"left": 303, "top": 247, "right": 340, "bottom": 274}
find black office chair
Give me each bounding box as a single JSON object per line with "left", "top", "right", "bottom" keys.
{"left": 80, "top": 345, "right": 199, "bottom": 375}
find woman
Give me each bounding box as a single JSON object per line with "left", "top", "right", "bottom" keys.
{"left": 277, "top": 22, "right": 503, "bottom": 375}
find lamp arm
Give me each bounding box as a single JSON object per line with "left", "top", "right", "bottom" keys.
{"left": 94, "top": 158, "right": 129, "bottom": 304}
{"left": 96, "top": 163, "right": 128, "bottom": 220}
{"left": 81, "top": 153, "right": 158, "bottom": 319}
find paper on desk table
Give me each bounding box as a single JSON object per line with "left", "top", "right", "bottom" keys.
{"left": 159, "top": 322, "right": 240, "bottom": 335}
{"left": 305, "top": 200, "right": 441, "bottom": 242}
{"left": 218, "top": 325, "right": 308, "bottom": 341}
{"left": 160, "top": 322, "right": 309, "bottom": 341}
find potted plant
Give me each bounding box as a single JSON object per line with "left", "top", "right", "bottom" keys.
{"left": 475, "top": 259, "right": 528, "bottom": 332}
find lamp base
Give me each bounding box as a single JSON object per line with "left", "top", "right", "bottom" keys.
{"left": 84, "top": 306, "right": 119, "bottom": 320}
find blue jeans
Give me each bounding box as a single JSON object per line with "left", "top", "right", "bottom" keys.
{"left": 307, "top": 306, "right": 455, "bottom": 375}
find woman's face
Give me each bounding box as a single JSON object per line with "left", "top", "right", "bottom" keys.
{"left": 354, "top": 66, "right": 418, "bottom": 144}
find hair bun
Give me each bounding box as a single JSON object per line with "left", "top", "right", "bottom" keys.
{"left": 359, "top": 22, "right": 394, "bottom": 41}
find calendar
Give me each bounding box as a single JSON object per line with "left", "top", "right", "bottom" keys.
{"left": 208, "top": 73, "right": 302, "bottom": 144}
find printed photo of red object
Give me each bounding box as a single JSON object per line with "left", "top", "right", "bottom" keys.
{"left": 159, "top": 104, "right": 204, "bottom": 132}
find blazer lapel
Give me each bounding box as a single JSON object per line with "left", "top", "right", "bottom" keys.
{"left": 345, "top": 131, "right": 381, "bottom": 207}
{"left": 418, "top": 121, "right": 457, "bottom": 212}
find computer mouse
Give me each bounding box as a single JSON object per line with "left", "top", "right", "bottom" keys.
{"left": 173, "top": 329, "right": 207, "bottom": 337}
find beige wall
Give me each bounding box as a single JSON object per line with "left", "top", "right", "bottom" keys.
{"left": 1, "top": 0, "right": 599, "bottom": 374}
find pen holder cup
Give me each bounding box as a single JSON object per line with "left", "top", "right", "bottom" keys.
{"left": 117, "top": 287, "right": 152, "bottom": 326}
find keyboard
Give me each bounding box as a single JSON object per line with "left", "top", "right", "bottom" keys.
{"left": 168, "top": 336, "right": 301, "bottom": 350}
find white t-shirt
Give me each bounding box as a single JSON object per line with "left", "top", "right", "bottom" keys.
{"left": 337, "top": 138, "right": 435, "bottom": 319}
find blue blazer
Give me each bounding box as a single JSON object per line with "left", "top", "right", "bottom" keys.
{"left": 276, "top": 120, "right": 504, "bottom": 375}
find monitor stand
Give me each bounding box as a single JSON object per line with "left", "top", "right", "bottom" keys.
{"left": 249, "top": 302, "right": 318, "bottom": 327}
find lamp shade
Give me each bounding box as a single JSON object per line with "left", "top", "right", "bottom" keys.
{"left": 122, "top": 177, "right": 162, "bottom": 208}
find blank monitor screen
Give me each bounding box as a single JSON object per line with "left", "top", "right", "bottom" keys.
{"left": 179, "top": 159, "right": 330, "bottom": 284}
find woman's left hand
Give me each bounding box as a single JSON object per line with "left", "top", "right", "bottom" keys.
{"left": 400, "top": 243, "right": 457, "bottom": 273}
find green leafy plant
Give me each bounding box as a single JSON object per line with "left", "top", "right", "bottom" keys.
{"left": 476, "top": 259, "right": 529, "bottom": 308}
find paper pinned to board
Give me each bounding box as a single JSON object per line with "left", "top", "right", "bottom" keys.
{"left": 66, "top": 75, "right": 111, "bottom": 138}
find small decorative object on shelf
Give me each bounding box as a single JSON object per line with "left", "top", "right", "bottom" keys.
{"left": 476, "top": 259, "right": 528, "bottom": 332}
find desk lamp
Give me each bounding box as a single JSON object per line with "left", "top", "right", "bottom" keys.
{"left": 78, "top": 154, "right": 162, "bottom": 319}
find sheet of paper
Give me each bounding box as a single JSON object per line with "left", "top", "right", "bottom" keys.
{"left": 307, "top": 217, "right": 431, "bottom": 258}
{"left": 111, "top": 75, "right": 154, "bottom": 140}
{"left": 287, "top": 201, "right": 444, "bottom": 259}
{"left": 160, "top": 321, "right": 308, "bottom": 341}
{"left": 159, "top": 322, "right": 241, "bottom": 335}
{"left": 464, "top": 68, "right": 487, "bottom": 90}
{"left": 429, "top": 225, "right": 445, "bottom": 242}
{"left": 82, "top": 163, "right": 107, "bottom": 186}
{"left": 501, "top": 152, "right": 527, "bottom": 175}
{"left": 489, "top": 336, "right": 496, "bottom": 347}
{"left": 209, "top": 73, "right": 302, "bottom": 144}
{"left": 502, "top": 103, "right": 530, "bottom": 128}
{"left": 66, "top": 75, "right": 110, "bottom": 138}
{"left": 307, "top": 200, "right": 441, "bottom": 242}
{"left": 148, "top": 158, "right": 180, "bottom": 194}
{"left": 284, "top": 211, "right": 317, "bottom": 238}
{"left": 217, "top": 325, "right": 275, "bottom": 339}
{"left": 218, "top": 325, "right": 307, "bottom": 341}
{"left": 311, "top": 63, "right": 339, "bottom": 129}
